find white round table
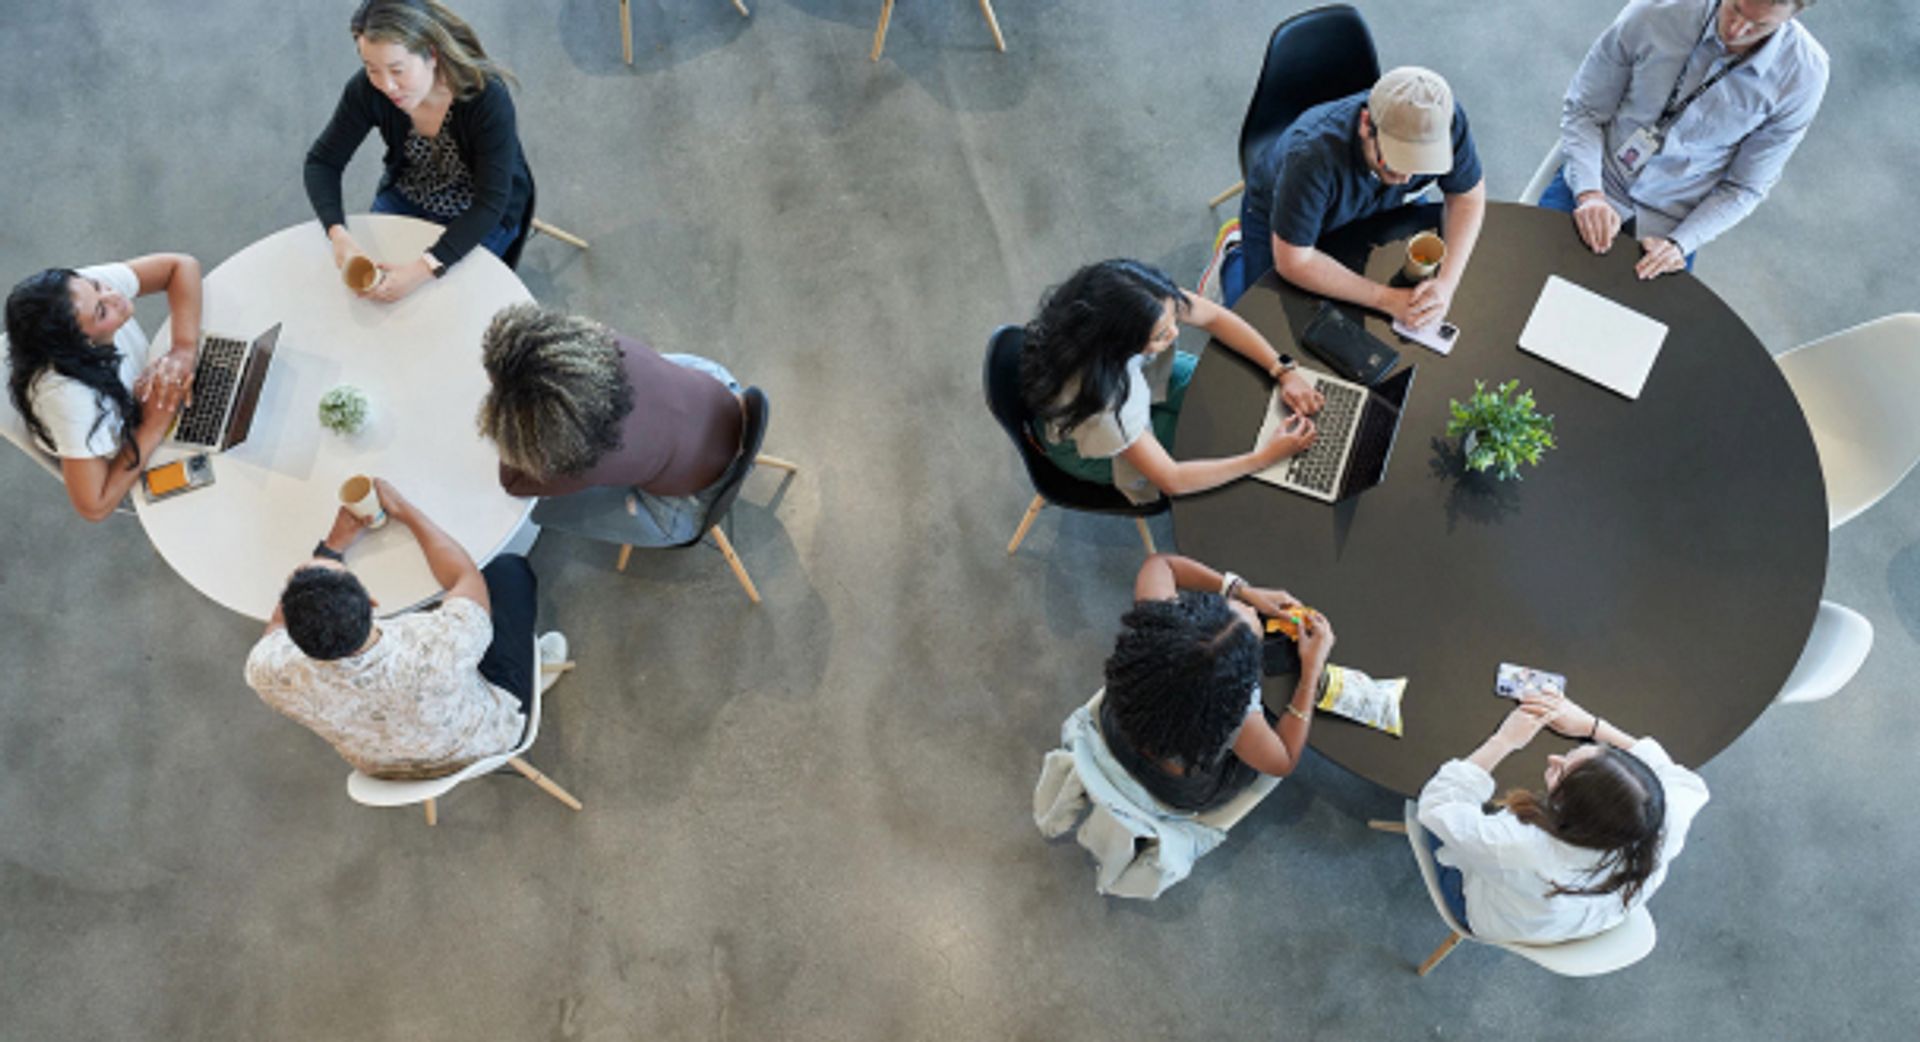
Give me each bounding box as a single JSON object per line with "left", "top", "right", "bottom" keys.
{"left": 138, "top": 215, "right": 534, "bottom": 620}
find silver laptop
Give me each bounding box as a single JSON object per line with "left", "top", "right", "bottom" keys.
{"left": 167, "top": 323, "right": 281, "bottom": 452}
{"left": 1518, "top": 276, "right": 1667, "bottom": 400}
{"left": 1250, "top": 366, "right": 1415, "bottom": 503}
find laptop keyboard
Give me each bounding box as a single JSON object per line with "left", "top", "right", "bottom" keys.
{"left": 173, "top": 335, "right": 249, "bottom": 446}
{"left": 1284, "top": 379, "right": 1365, "bottom": 495}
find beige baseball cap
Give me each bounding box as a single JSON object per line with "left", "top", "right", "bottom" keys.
{"left": 1368, "top": 66, "right": 1455, "bottom": 176}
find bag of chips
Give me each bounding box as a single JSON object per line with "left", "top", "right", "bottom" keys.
{"left": 1315, "top": 664, "right": 1407, "bottom": 737}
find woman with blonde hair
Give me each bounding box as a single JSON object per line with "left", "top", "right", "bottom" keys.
{"left": 304, "top": 0, "right": 531, "bottom": 302}
{"left": 477, "top": 304, "right": 745, "bottom": 547}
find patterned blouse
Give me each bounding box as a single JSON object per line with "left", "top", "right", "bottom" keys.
{"left": 245, "top": 598, "right": 525, "bottom": 779}
{"left": 393, "top": 128, "right": 476, "bottom": 220}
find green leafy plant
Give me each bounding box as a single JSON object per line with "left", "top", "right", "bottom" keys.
{"left": 318, "top": 385, "right": 371, "bottom": 436}
{"left": 1446, "top": 379, "right": 1555, "bottom": 481}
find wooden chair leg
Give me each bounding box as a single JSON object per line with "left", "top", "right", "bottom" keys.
{"left": 615, "top": 544, "right": 633, "bottom": 572}
{"left": 732, "top": 0, "right": 750, "bottom": 16}
{"left": 424, "top": 797, "right": 438, "bottom": 827}
{"left": 1006, "top": 494, "right": 1044, "bottom": 555}
{"left": 541, "top": 661, "right": 577, "bottom": 676}
{"left": 871, "top": 0, "right": 894, "bottom": 62}
{"left": 1208, "top": 180, "right": 1246, "bottom": 208}
{"left": 508, "top": 757, "right": 584, "bottom": 811}
{"left": 977, "top": 0, "right": 1006, "bottom": 51}
{"left": 620, "top": 0, "right": 633, "bottom": 66}
{"left": 709, "top": 525, "right": 761, "bottom": 604}
{"left": 1368, "top": 820, "right": 1408, "bottom": 834}
{"left": 1417, "top": 932, "right": 1465, "bottom": 976}
{"left": 530, "top": 218, "right": 590, "bottom": 250}
{"left": 754, "top": 454, "right": 799, "bottom": 473}
{"left": 1135, "top": 517, "right": 1157, "bottom": 555}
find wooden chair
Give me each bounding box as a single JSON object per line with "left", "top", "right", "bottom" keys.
{"left": 505, "top": 175, "right": 589, "bottom": 269}
{"left": 622, "top": 1, "right": 751, "bottom": 66}
{"left": 872, "top": 1, "right": 1006, "bottom": 62}
{"left": 346, "top": 639, "right": 580, "bottom": 826}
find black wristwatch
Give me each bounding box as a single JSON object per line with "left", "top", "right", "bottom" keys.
{"left": 313, "top": 540, "right": 346, "bottom": 562}
{"left": 1271, "top": 352, "right": 1298, "bottom": 379}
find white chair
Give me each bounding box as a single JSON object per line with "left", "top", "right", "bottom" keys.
{"left": 1777, "top": 600, "right": 1874, "bottom": 705}
{"left": 346, "top": 639, "right": 580, "bottom": 826}
{"left": 1775, "top": 314, "right": 1920, "bottom": 529}
{"left": 1518, "top": 142, "right": 1562, "bottom": 205}
{"left": 0, "top": 336, "right": 66, "bottom": 481}
{"left": 1369, "top": 801, "right": 1657, "bottom": 977}
{"left": 1085, "top": 689, "right": 1281, "bottom": 832}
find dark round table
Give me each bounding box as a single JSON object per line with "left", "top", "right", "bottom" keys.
{"left": 1172, "top": 202, "right": 1827, "bottom": 796}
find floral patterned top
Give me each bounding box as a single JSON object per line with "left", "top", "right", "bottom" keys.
{"left": 393, "top": 128, "right": 476, "bottom": 220}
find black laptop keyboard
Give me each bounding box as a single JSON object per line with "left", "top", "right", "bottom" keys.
{"left": 174, "top": 335, "right": 249, "bottom": 446}
{"left": 1284, "top": 379, "right": 1364, "bottom": 495}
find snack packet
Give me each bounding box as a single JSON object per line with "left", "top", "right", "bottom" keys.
{"left": 1264, "top": 608, "right": 1313, "bottom": 640}
{"left": 1314, "top": 664, "right": 1407, "bottom": 737}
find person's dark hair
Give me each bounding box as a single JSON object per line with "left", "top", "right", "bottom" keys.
{"left": 476, "top": 303, "right": 632, "bottom": 479}
{"left": 1504, "top": 747, "right": 1668, "bottom": 906}
{"left": 1020, "top": 259, "right": 1188, "bottom": 433}
{"left": 281, "top": 566, "right": 375, "bottom": 661}
{"left": 351, "top": 0, "right": 516, "bottom": 98}
{"left": 1103, "top": 591, "right": 1260, "bottom": 769}
{"left": 5, "top": 268, "right": 144, "bottom": 469}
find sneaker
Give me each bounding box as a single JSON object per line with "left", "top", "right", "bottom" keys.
{"left": 537, "top": 631, "right": 570, "bottom": 692}
{"left": 1198, "top": 218, "right": 1241, "bottom": 304}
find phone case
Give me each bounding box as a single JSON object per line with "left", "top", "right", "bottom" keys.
{"left": 143, "top": 455, "right": 213, "bottom": 502}
{"left": 1495, "top": 662, "right": 1566, "bottom": 700}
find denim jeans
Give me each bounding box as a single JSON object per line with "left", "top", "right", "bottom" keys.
{"left": 1536, "top": 165, "right": 1694, "bottom": 271}
{"left": 370, "top": 184, "right": 520, "bottom": 260}
{"left": 1426, "top": 828, "right": 1472, "bottom": 932}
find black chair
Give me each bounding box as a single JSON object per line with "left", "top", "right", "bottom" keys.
{"left": 982, "top": 325, "right": 1164, "bottom": 556}
{"left": 611, "top": 387, "right": 799, "bottom": 604}
{"left": 1208, "top": 4, "right": 1382, "bottom": 208}
{"left": 503, "top": 171, "right": 589, "bottom": 271}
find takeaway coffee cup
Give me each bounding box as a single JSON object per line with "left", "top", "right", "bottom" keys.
{"left": 342, "top": 254, "right": 383, "bottom": 293}
{"left": 339, "top": 474, "right": 389, "bottom": 528}
{"left": 1402, "top": 231, "right": 1446, "bottom": 281}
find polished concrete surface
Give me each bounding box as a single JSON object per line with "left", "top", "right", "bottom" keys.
{"left": 2, "top": 2, "right": 1916, "bottom": 1039}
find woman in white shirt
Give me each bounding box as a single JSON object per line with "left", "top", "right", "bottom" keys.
{"left": 1416, "top": 691, "right": 1710, "bottom": 944}
{"left": 1018, "top": 259, "right": 1324, "bottom": 504}
{"left": 4, "top": 255, "right": 202, "bottom": 520}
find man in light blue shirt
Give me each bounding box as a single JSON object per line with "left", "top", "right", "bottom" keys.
{"left": 1540, "top": 0, "right": 1828, "bottom": 278}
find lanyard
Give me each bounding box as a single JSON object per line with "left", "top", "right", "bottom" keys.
{"left": 1655, "top": 5, "right": 1752, "bottom": 132}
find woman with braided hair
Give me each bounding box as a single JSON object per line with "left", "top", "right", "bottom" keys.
{"left": 1099, "top": 553, "right": 1335, "bottom": 813}
{"left": 1417, "top": 690, "right": 1711, "bottom": 943}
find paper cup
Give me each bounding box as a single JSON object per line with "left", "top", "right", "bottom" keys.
{"left": 339, "top": 474, "right": 388, "bottom": 528}
{"left": 1402, "top": 231, "right": 1446, "bottom": 282}
{"left": 342, "top": 254, "right": 382, "bottom": 293}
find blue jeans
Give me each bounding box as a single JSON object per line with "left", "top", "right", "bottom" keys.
{"left": 1223, "top": 203, "right": 1271, "bottom": 307}
{"left": 1426, "top": 828, "right": 1472, "bottom": 932}
{"left": 370, "top": 185, "right": 520, "bottom": 260}
{"left": 1536, "top": 166, "right": 1694, "bottom": 271}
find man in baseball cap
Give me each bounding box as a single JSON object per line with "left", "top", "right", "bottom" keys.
{"left": 1225, "top": 65, "right": 1486, "bottom": 333}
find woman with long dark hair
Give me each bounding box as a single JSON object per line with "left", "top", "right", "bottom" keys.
{"left": 305, "top": 0, "right": 531, "bottom": 302}
{"left": 1100, "top": 553, "right": 1335, "bottom": 812}
{"left": 1416, "top": 691, "right": 1710, "bottom": 943}
{"left": 4, "top": 254, "right": 203, "bottom": 520}
{"left": 1020, "top": 259, "right": 1325, "bottom": 503}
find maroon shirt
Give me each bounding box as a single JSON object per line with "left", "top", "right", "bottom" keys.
{"left": 499, "top": 333, "right": 742, "bottom": 498}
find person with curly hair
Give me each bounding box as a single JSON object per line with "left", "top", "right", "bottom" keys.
{"left": 1100, "top": 553, "right": 1336, "bottom": 812}
{"left": 476, "top": 303, "right": 744, "bottom": 547}
{"left": 4, "top": 253, "right": 203, "bottom": 520}
{"left": 1416, "top": 690, "right": 1710, "bottom": 943}
{"left": 1019, "top": 258, "right": 1324, "bottom": 505}
{"left": 305, "top": 0, "right": 532, "bottom": 301}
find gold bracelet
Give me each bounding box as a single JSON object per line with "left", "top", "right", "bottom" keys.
{"left": 1286, "top": 704, "right": 1312, "bottom": 723}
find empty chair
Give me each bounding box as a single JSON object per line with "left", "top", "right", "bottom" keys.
{"left": 1369, "top": 802, "right": 1658, "bottom": 977}
{"left": 1208, "top": 4, "right": 1381, "bottom": 208}
{"left": 1777, "top": 599, "right": 1873, "bottom": 704}
{"left": 347, "top": 640, "right": 580, "bottom": 826}
{"left": 982, "top": 325, "right": 1164, "bottom": 556}
{"left": 1775, "top": 314, "right": 1920, "bottom": 529}
{"left": 871, "top": 2, "right": 1006, "bottom": 63}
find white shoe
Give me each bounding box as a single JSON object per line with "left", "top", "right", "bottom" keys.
{"left": 1198, "top": 219, "right": 1241, "bottom": 305}
{"left": 538, "top": 631, "right": 570, "bottom": 693}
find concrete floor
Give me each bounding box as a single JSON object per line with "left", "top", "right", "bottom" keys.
{"left": 3, "top": 1, "right": 1916, "bottom": 1038}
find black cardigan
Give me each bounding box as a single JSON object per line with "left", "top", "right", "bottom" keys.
{"left": 303, "top": 73, "right": 532, "bottom": 268}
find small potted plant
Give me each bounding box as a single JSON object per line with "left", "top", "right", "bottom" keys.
{"left": 318, "top": 384, "right": 371, "bottom": 437}
{"left": 1446, "top": 379, "right": 1555, "bottom": 481}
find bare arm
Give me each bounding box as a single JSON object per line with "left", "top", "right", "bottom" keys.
{"left": 1117, "top": 419, "right": 1310, "bottom": 497}
{"left": 375, "top": 479, "right": 490, "bottom": 611}
{"left": 1182, "top": 290, "right": 1324, "bottom": 415}
{"left": 125, "top": 253, "right": 202, "bottom": 358}
{"left": 1273, "top": 234, "right": 1401, "bottom": 317}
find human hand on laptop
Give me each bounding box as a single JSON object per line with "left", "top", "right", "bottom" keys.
{"left": 1261, "top": 413, "right": 1318, "bottom": 462}
{"left": 133, "top": 350, "right": 196, "bottom": 415}
{"left": 1277, "top": 370, "right": 1325, "bottom": 417}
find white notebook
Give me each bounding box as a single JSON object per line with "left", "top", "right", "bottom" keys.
{"left": 1517, "top": 275, "right": 1668, "bottom": 400}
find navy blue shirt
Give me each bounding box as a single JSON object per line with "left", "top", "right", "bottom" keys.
{"left": 1245, "top": 91, "right": 1483, "bottom": 251}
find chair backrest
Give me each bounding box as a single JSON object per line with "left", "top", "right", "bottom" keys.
{"left": 347, "top": 634, "right": 544, "bottom": 807}
{"left": 981, "top": 325, "right": 1149, "bottom": 514}
{"left": 1236, "top": 5, "right": 1381, "bottom": 176}
{"left": 502, "top": 168, "right": 536, "bottom": 271}
{"left": 0, "top": 333, "right": 67, "bottom": 481}
{"left": 1776, "top": 313, "right": 1920, "bottom": 528}
{"left": 687, "top": 385, "right": 770, "bottom": 544}
{"left": 1401, "top": 800, "right": 1658, "bottom": 976}
{"left": 1518, "top": 140, "right": 1563, "bottom": 205}
{"left": 1777, "top": 599, "right": 1874, "bottom": 705}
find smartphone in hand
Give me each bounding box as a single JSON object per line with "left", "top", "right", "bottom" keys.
{"left": 1495, "top": 662, "right": 1565, "bottom": 700}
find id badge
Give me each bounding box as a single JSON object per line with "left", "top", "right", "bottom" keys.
{"left": 1615, "top": 125, "right": 1664, "bottom": 175}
